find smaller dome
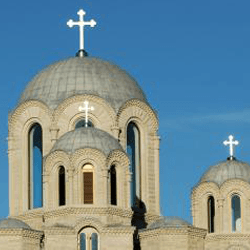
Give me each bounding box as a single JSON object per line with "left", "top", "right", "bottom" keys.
{"left": 199, "top": 159, "right": 250, "bottom": 186}
{"left": 147, "top": 216, "right": 191, "bottom": 230}
{"left": 0, "top": 218, "right": 31, "bottom": 229}
{"left": 50, "top": 127, "right": 124, "bottom": 156}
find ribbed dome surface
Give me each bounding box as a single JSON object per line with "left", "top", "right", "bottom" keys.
{"left": 19, "top": 57, "right": 147, "bottom": 111}
{"left": 199, "top": 159, "right": 250, "bottom": 186}
{"left": 50, "top": 127, "right": 124, "bottom": 156}
{"left": 0, "top": 218, "right": 31, "bottom": 229}
{"left": 147, "top": 216, "right": 191, "bottom": 229}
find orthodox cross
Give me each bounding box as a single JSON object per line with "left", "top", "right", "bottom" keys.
{"left": 78, "top": 101, "right": 94, "bottom": 127}
{"left": 67, "top": 9, "right": 97, "bottom": 57}
{"left": 223, "top": 135, "right": 239, "bottom": 160}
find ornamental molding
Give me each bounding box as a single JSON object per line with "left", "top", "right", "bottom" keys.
{"left": 11, "top": 209, "right": 45, "bottom": 220}
{"left": 117, "top": 99, "right": 158, "bottom": 133}
{"left": 53, "top": 94, "right": 116, "bottom": 125}
{"left": 42, "top": 207, "right": 133, "bottom": 220}
{"left": 139, "top": 226, "right": 207, "bottom": 239}
{"left": 74, "top": 216, "right": 105, "bottom": 233}
{"left": 144, "top": 214, "right": 162, "bottom": 224}
{"left": 102, "top": 226, "right": 135, "bottom": 235}
{"left": 205, "top": 233, "right": 250, "bottom": 241}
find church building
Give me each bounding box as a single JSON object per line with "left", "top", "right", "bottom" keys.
{"left": 0, "top": 9, "right": 250, "bottom": 250}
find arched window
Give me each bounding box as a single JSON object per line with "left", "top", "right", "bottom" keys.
{"left": 28, "top": 123, "right": 43, "bottom": 209}
{"left": 207, "top": 196, "right": 215, "bottom": 233}
{"left": 58, "top": 166, "right": 66, "bottom": 206}
{"left": 75, "top": 119, "right": 94, "bottom": 129}
{"left": 83, "top": 164, "right": 94, "bottom": 204}
{"left": 127, "top": 122, "right": 141, "bottom": 207}
{"left": 79, "top": 228, "right": 99, "bottom": 250}
{"left": 232, "top": 194, "right": 241, "bottom": 232}
{"left": 110, "top": 165, "right": 117, "bottom": 205}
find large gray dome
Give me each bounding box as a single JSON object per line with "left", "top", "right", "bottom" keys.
{"left": 0, "top": 218, "right": 31, "bottom": 230}
{"left": 199, "top": 159, "right": 250, "bottom": 186}
{"left": 19, "top": 57, "right": 147, "bottom": 111}
{"left": 50, "top": 127, "right": 124, "bottom": 156}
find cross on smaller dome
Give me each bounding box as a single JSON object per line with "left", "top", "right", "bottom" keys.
{"left": 223, "top": 135, "right": 239, "bottom": 160}
{"left": 78, "top": 101, "right": 94, "bottom": 128}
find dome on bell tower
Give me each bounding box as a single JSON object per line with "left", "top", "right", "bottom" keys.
{"left": 19, "top": 57, "right": 147, "bottom": 111}
{"left": 199, "top": 159, "right": 250, "bottom": 186}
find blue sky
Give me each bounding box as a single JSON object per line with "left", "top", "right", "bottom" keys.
{"left": 0, "top": 0, "right": 250, "bottom": 222}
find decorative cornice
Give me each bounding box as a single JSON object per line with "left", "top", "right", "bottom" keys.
{"left": 205, "top": 233, "right": 250, "bottom": 241}
{"left": 44, "top": 227, "right": 75, "bottom": 235}
{"left": 0, "top": 228, "right": 43, "bottom": 239}
{"left": 43, "top": 207, "right": 133, "bottom": 220}
{"left": 139, "top": 226, "right": 207, "bottom": 239}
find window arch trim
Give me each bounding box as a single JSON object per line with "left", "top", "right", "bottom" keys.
{"left": 68, "top": 113, "right": 98, "bottom": 131}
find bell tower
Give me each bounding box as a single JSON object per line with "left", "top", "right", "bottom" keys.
{"left": 192, "top": 135, "right": 250, "bottom": 249}
{"left": 7, "top": 9, "right": 160, "bottom": 250}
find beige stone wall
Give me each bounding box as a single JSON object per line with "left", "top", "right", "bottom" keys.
{"left": 0, "top": 229, "right": 42, "bottom": 250}
{"left": 100, "top": 233, "right": 134, "bottom": 250}
{"left": 139, "top": 227, "right": 207, "bottom": 250}
{"left": 45, "top": 233, "right": 76, "bottom": 250}
{"left": 205, "top": 233, "right": 250, "bottom": 250}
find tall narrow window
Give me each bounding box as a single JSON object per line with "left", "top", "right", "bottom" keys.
{"left": 91, "top": 233, "right": 98, "bottom": 250}
{"left": 80, "top": 233, "right": 86, "bottom": 250}
{"left": 127, "top": 122, "right": 140, "bottom": 207}
{"left": 110, "top": 165, "right": 117, "bottom": 205}
{"left": 232, "top": 194, "right": 241, "bottom": 232}
{"left": 83, "top": 164, "right": 94, "bottom": 204}
{"left": 28, "top": 123, "right": 43, "bottom": 209}
{"left": 207, "top": 196, "right": 215, "bottom": 233}
{"left": 58, "top": 166, "right": 66, "bottom": 206}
